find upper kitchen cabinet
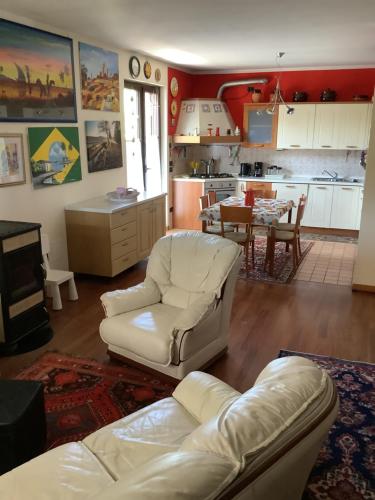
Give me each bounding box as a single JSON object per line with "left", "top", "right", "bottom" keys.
{"left": 277, "top": 104, "right": 316, "bottom": 149}
{"left": 313, "top": 103, "right": 371, "bottom": 150}
{"left": 242, "top": 104, "right": 278, "bottom": 148}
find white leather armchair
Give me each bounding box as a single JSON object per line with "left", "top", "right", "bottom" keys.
{"left": 0, "top": 357, "right": 338, "bottom": 500}
{"left": 100, "top": 231, "right": 242, "bottom": 379}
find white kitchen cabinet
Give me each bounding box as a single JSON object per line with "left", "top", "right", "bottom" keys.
{"left": 313, "top": 103, "right": 371, "bottom": 150}
{"left": 277, "top": 104, "right": 316, "bottom": 149}
{"left": 335, "top": 104, "right": 370, "bottom": 150}
{"left": 355, "top": 187, "right": 364, "bottom": 230}
{"left": 313, "top": 104, "right": 341, "bottom": 149}
{"left": 303, "top": 184, "right": 334, "bottom": 228}
{"left": 330, "top": 185, "right": 361, "bottom": 230}
{"left": 272, "top": 182, "right": 308, "bottom": 222}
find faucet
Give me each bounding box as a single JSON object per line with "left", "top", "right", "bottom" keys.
{"left": 322, "top": 169, "right": 338, "bottom": 180}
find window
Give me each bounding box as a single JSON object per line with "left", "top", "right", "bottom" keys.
{"left": 124, "top": 83, "right": 161, "bottom": 192}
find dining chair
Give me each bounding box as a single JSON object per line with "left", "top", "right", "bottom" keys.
{"left": 199, "top": 195, "right": 235, "bottom": 235}
{"left": 264, "top": 196, "right": 307, "bottom": 276}
{"left": 207, "top": 190, "right": 217, "bottom": 206}
{"left": 276, "top": 194, "right": 307, "bottom": 257}
{"left": 220, "top": 205, "right": 255, "bottom": 274}
{"left": 252, "top": 189, "right": 277, "bottom": 199}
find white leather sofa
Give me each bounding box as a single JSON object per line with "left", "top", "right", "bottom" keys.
{"left": 0, "top": 356, "right": 338, "bottom": 500}
{"left": 100, "top": 231, "right": 242, "bottom": 379}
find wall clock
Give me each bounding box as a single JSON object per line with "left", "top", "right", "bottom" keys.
{"left": 155, "top": 68, "right": 161, "bottom": 82}
{"left": 129, "top": 56, "right": 140, "bottom": 78}
{"left": 170, "top": 76, "right": 179, "bottom": 97}
{"left": 144, "top": 61, "right": 152, "bottom": 79}
{"left": 171, "top": 99, "right": 178, "bottom": 116}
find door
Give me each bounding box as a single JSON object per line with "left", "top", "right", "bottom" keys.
{"left": 330, "top": 186, "right": 360, "bottom": 230}
{"left": 273, "top": 183, "right": 308, "bottom": 223}
{"left": 303, "top": 185, "right": 333, "bottom": 228}
{"left": 277, "top": 104, "right": 316, "bottom": 149}
{"left": 137, "top": 202, "right": 154, "bottom": 259}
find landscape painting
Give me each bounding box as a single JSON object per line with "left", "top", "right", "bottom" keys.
{"left": 28, "top": 127, "right": 82, "bottom": 188}
{"left": 0, "top": 19, "right": 76, "bottom": 122}
{"left": 79, "top": 43, "right": 119, "bottom": 111}
{"left": 85, "top": 120, "right": 122, "bottom": 172}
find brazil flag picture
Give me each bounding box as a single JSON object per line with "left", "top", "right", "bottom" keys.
{"left": 28, "top": 127, "right": 82, "bottom": 189}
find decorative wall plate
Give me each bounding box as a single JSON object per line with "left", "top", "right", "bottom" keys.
{"left": 144, "top": 61, "right": 152, "bottom": 79}
{"left": 170, "top": 99, "right": 178, "bottom": 116}
{"left": 129, "top": 56, "right": 140, "bottom": 78}
{"left": 170, "top": 76, "right": 179, "bottom": 97}
{"left": 155, "top": 68, "right": 161, "bottom": 82}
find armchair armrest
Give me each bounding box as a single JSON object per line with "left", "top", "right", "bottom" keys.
{"left": 173, "top": 371, "right": 240, "bottom": 424}
{"left": 101, "top": 279, "right": 161, "bottom": 318}
{"left": 172, "top": 292, "right": 217, "bottom": 332}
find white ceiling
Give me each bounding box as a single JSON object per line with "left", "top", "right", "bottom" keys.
{"left": 2, "top": 0, "right": 375, "bottom": 71}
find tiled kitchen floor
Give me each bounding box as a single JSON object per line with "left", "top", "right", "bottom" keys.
{"left": 294, "top": 240, "right": 357, "bottom": 286}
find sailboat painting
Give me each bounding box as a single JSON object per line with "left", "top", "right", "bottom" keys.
{"left": 0, "top": 19, "right": 76, "bottom": 122}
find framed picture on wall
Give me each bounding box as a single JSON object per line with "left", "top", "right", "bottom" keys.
{"left": 85, "top": 120, "right": 122, "bottom": 172}
{"left": 79, "top": 42, "right": 119, "bottom": 111}
{"left": 0, "top": 18, "right": 77, "bottom": 122}
{"left": 0, "top": 134, "right": 26, "bottom": 186}
{"left": 28, "top": 127, "right": 82, "bottom": 189}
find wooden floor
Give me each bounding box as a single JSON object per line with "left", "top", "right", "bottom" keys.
{"left": 1, "top": 261, "right": 374, "bottom": 392}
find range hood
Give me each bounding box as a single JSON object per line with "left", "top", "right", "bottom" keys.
{"left": 174, "top": 78, "right": 268, "bottom": 145}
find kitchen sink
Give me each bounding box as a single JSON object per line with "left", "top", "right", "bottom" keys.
{"left": 311, "top": 177, "right": 346, "bottom": 182}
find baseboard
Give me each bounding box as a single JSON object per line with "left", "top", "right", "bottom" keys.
{"left": 301, "top": 227, "right": 359, "bottom": 237}
{"left": 352, "top": 283, "right": 375, "bottom": 293}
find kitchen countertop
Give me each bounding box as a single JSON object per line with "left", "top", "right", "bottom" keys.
{"left": 65, "top": 192, "right": 166, "bottom": 214}
{"left": 173, "top": 175, "right": 364, "bottom": 187}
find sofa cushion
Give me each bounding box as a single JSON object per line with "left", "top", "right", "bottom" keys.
{"left": 147, "top": 232, "right": 240, "bottom": 309}
{"left": 99, "top": 303, "right": 183, "bottom": 364}
{"left": 89, "top": 451, "right": 239, "bottom": 500}
{"left": 0, "top": 442, "right": 114, "bottom": 500}
{"left": 180, "top": 357, "right": 327, "bottom": 470}
{"left": 84, "top": 397, "right": 199, "bottom": 479}
{"left": 173, "top": 371, "right": 240, "bottom": 424}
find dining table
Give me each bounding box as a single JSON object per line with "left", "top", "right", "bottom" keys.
{"left": 199, "top": 196, "right": 294, "bottom": 226}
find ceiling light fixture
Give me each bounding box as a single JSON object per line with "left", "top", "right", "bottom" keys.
{"left": 263, "top": 52, "right": 294, "bottom": 116}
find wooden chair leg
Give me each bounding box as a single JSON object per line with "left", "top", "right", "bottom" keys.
{"left": 292, "top": 239, "right": 299, "bottom": 270}
{"left": 297, "top": 233, "right": 302, "bottom": 258}
{"left": 251, "top": 240, "right": 255, "bottom": 266}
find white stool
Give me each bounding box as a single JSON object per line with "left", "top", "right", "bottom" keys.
{"left": 41, "top": 233, "right": 78, "bottom": 310}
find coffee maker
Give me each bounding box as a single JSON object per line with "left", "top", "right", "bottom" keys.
{"left": 240, "top": 163, "right": 252, "bottom": 177}
{"left": 254, "top": 162, "right": 263, "bottom": 177}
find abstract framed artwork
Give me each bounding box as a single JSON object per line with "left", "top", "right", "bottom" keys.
{"left": 28, "top": 127, "right": 82, "bottom": 189}
{"left": 0, "top": 18, "right": 76, "bottom": 122}
{"left": 85, "top": 120, "right": 122, "bottom": 172}
{"left": 79, "top": 43, "right": 119, "bottom": 111}
{"left": 0, "top": 134, "right": 26, "bottom": 186}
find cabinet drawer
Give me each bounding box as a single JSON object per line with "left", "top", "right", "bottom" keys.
{"left": 111, "top": 221, "right": 136, "bottom": 244}
{"left": 110, "top": 207, "right": 137, "bottom": 229}
{"left": 111, "top": 251, "right": 138, "bottom": 276}
{"left": 111, "top": 236, "right": 137, "bottom": 260}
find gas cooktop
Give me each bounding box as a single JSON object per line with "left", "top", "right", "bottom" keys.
{"left": 189, "top": 173, "right": 234, "bottom": 179}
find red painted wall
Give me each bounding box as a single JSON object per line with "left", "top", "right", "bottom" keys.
{"left": 168, "top": 67, "right": 194, "bottom": 136}
{"left": 168, "top": 67, "right": 375, "bottom": 134}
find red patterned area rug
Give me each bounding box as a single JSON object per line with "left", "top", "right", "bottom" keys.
{"left": 279, "top": 350, "right": 375, "bottom": 500}
{"left": 15, "top": 352, "right": 175, "bottom": 450}
{"left": 238, "top": 236, "right": 314, "bottom": 284}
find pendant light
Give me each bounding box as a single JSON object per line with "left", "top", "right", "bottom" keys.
{"left": 264, "top": 52, "right": 294, "bottom": 116}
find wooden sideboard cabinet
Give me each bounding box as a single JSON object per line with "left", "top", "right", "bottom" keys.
{"left": 65, "top": 194, "right": 166, "bottom": 277}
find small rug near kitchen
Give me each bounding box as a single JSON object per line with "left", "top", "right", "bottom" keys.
{"left": 15, "top": 352, "right": 175, "bottom": 450}
{"left": 238, "top": 236, "right": 314, "bottom": 284}
{"left": 279, "top": 350, "right": 375, "bottom": 500}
